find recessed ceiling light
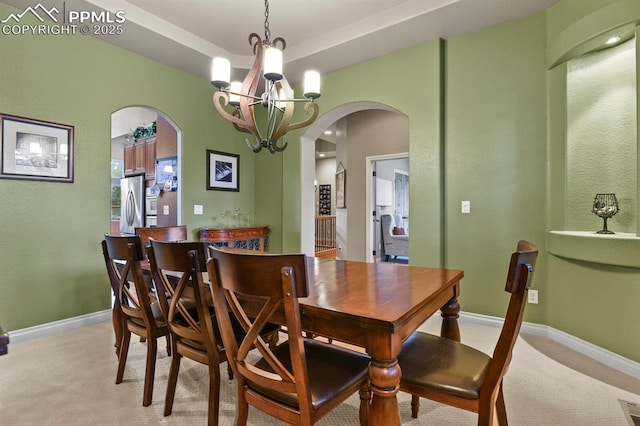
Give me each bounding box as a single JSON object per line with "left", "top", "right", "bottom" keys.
{"left": 319, "top": 153, "right": 326, "bottom": 157}
{"left": 606, "top": 36, "right": 621, "bottom": 45}
{"left": 324, "top": 130, "right": 332, "bottom": 135}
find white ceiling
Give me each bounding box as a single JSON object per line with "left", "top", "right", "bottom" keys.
{"left": 2, "top": 0, "right": 558, "bottom": 83}
{"left": 2, "top": 0, "right": 558, "bottom": 139}
{"left": 111, "top": 107, "right": 157, "bottom": 139}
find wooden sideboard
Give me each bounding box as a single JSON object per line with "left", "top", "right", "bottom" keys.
{"left": 199, "top": 225, "right": 269, "bottom": 251}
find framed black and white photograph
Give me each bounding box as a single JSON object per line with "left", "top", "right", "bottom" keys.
{"left": 0, "top": 113, "right": 74, "bottom": 183}
{"left": 206, "top": 149, "right": 239, "bottom": 191}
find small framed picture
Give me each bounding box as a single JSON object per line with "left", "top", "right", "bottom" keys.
{"left": 0, "top": 113, "right": 74, "bottom": 183}
{"left": 206, "top": 149, "right": 239, "bottom": 192}
{"left": 336, "top": 168, "right": 346, "bottom": 208}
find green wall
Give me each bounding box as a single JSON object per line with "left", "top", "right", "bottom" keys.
{"left": 1, "top": 0, "right": 639, "bottom": 365}
{"left": 444, "top": 14, "right": 548, "bottom": 323}
{"left": 546, "top": 0, "right": 640, "bottom": 362}
{"left": 0, "top": 3, "right": 251, "bottom": 330}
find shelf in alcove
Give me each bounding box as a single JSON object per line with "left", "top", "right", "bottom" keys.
{"left": 546, "top": 231, "right": 640, "bottom": 268}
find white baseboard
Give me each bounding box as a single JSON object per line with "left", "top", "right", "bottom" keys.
{"left": 8, "top": 310, "right": 111, "bottom": 344}
{"left": 459, "top": 311, "right": 640, "bottom": 380}
{"left": 6, "top": 309, "right": 640, "bottom": 379}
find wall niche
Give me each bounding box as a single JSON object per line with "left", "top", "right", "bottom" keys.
{"left": 566, "top": 38, "right": 637, "bottom": 234}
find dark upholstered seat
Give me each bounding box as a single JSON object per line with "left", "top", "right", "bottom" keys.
{"left": 208, "top": 248, "right": 371, "bottom": 425}
{"left": 399, "top": 332, "right": 490, "bottom": 400}
{"left": 398, "top": 240, "right": 538, "bottom": 425}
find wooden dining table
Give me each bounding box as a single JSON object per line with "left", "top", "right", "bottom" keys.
{"left": 297, "top": 257, "right": 463, "bottom": 426}
{"left": 131, "top": 255, "right": 463, "bottom": 426}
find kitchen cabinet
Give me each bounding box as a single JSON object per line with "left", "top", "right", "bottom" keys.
{"left": 143, "top": 137, "right": 156, "bottom": 180}
{"left": 123, "top": 135, "right": 156, "bottom": 179}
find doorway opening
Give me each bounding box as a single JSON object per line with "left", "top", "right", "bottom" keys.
{"left": 110, "top": 107, "right": 182, "bottom": 234}
{"left": 301, "top": 102, "right": 408, "bottom": 261}
{"left": 366, "top": 154, "right": 409, "bottom": 263}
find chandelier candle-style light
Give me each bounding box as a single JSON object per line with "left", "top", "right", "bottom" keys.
{"left": 211, "top": 0, "right": 321, "bottom": 154}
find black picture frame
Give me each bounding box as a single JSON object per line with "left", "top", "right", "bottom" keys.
{"left": 0, "top": 113, "right": 74, "bottom": 183}
{"left": 206, "top": 149, "right": 239, "bottom": 192}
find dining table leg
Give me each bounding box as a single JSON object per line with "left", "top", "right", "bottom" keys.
{"left": 367, "top": 358, "right": 402, "bottom": 425}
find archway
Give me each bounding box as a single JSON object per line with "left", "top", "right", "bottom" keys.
{"left": 110, "top": 106, "right": 183, "bottom": 233}
{"left": 300, "top": 102, "right": 407, "bottom": 259}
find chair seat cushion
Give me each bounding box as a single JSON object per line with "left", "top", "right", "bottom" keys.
{"left": 398, "top": 332, "right": 491, "bottom": 400}
{"left": 251, "top": 338, "right": 370, "bottom": 409}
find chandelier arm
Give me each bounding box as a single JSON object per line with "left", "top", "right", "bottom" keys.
{"left": 237, "top": 35, "right": 265, "bottom": 143}
{"left": 268, "top": 79, "right": 294, "bottom": 142}
{"left": 226, "top": 89, "right": 262, "bottom": 102}
{"left": 246, "top": 138, "right": 263, "bottom": 153}
{"left": 249, "top": 33, "right": 262, "bottom": 54}
{"left": 270, "top": 139, "right": 288, "bottom": 153}
{"left": 271, "top": 101, "right": 319, "bottom": 143}
{"left": 232, "top": 109, "right": 251, "bottom": 135}
{"left": 271, "top": 37, "right": 286, "bottom": 50}
{"left": 214, "top": 92, "right": 262, "bottom": 143}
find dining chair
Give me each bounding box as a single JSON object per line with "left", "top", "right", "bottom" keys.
{"left": 102, "top": 235, "right": 171, "bottom": 407}
{"left": 101, "top": 239, "right": 125, "bottom": 358}
{"left": 146, "top": 240, "right": 280, "bottom": 426}
{"left": 134, "top": 225, "right": 187, "bottom": 347}
{"left": 207, "top": 248, "right": 372, "bottom": 425}
{"left": 135, "top": 225, "right": 188, "bottom": 248}
{"left": 397, "top": 240, "right": 538, "bottom": 425}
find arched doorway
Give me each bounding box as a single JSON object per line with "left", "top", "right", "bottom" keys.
{"left": 300, "top": 102, "right": 408, "bottom": 261}
{"left": 110, "top": 106, "right": 182, "bottom": 234}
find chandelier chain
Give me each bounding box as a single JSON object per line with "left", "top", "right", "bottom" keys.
{"left": 263, "top": 0, "right": 271, "bottom": 43}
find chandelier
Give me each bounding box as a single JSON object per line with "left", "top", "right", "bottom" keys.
{"left": 210, "top": 0, "right": 321, "bottom": 154}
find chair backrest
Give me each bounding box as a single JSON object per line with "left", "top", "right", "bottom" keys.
{"left": 380, "top": 214, "right": 393, "bottom": 237}
{"left": 102, "top": 235, "right": 157, "bottom": 329}
{"left": 484, "top": 240, "right": 538, "bottom": 394}
{"left": 207, "top": 249, "right": 312, "bottom": 415}
{"left": 146, "top": 240, "right": 218, "bottom": 357}
{"left": 135, "top": 225, "right": 188, "bottom": 247}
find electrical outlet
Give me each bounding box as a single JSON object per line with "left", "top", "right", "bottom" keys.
{"left": 528, "top": 289, "right": 538, "bottom": 304}
{"left": 194, "top": 204, "right": 203, "bottom": 215}
{"left": 461, "top": 200, "right": 470, "bottom": 214}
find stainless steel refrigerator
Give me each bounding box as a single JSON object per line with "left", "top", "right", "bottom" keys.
{"left": 119, "top": 173, "right": 145, "bottom": 234}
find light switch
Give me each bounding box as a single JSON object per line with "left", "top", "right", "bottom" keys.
{"left": 163, "top": 205, "right": 170, "bottom": 215}
{"left": 461, "top": 200, "right": 471, "bottom": 214}
{"left": 194, "top": 204, "right": 203, "bottom": 215}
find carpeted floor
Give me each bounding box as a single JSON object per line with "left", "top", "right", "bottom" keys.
{"left": 0, "top": 317, "right": 638, "bottom": 425}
